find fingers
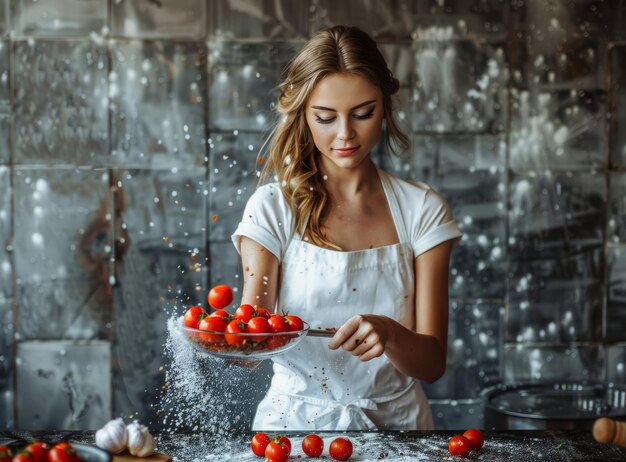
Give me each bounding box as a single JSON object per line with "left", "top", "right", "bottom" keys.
{"left": 348, "top": 331, "right": 384, "bottom": 361}
{"left": 349, "top": 331, "right": 380, "bottom": 356}
{"left": 328, "top": 315, "right": 386, "bottom": 361}
{"left": 328, "top": 315, "right": 362, "bottom": 350}
{"left": 358, "top": 342, "right": 385, "bottom": 361}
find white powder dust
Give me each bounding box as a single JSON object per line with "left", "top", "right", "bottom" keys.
{"left": 155, "top": 316, "right": 265, "bottom": 435}
{"left": 154, "top": 431, "right": 597, "bottom": 461}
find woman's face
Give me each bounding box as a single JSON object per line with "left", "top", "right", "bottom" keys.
{"left": 305, "top": 72, "right": 384, "bottom": 172}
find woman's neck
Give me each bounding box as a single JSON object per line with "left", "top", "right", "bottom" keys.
{"left": 319, "top": 157, "right": 379, "bottom": 199}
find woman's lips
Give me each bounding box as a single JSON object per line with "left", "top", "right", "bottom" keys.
{"left": 333, "top": 146, "right": 360, "bottom": 155}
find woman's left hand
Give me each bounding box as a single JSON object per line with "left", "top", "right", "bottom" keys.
{"left": 327, "top": 314, "right": 393, "bottom": 361}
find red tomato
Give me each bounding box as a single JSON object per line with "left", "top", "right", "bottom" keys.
{"left": 255, "top": 308, "right": 271, "bottom": 319}
{"left": 210, "top": 309, "right": 230, "bottom": 319}
{"left": 265, "top": 334, "right": 289, "bottom": 350}
{"left": 448, "top": 435, "right": 471, "bottom": 458}
{"left": 225, "top": 320, "right": 247, "bottom": 345}
{"left": 250, "top": 432, "right": 271, "bottom": 457}
{"left": 268, "top": 314, "right": 288, "bottom": 333}
{"left": 183, "top": 305, "right": 206, "bottom": 329}
{"left": 284, "top": 315, "right": 304, "bottom": 332}
{"left": 0, "top": 445, "right": 11, "bottom": 462}
{"left": 275, "top": 436, "right": 291, "bottom": 452}
{"left": 207, "top": 285, "right": 233, "bottom": 309}
{"left": 302, "top": 434, "right": 324, "bottom": 457}
{"left": 462, "top": 428, "right": 484, "bottom": 450}
{"left": 24, "top": 442, "right": 48, "bottom": 462}
{"left": 264, "top": 440, "right": 289, "bottom": 462}
{"left": 198, "top": 315, "right": 228, "bottom": 343}
{"left": 12, "top": 451, "right": 33, "bottom": 462}
{"left": 247, "top": 317, "right": 271, "bottom": 342}
{"left": 47, "top": 442, "right": 79, "bottom": 462}
{"left": 329, "top": 437, "right": 352, "bottom": 461}
{"left": 234, "top": 304, "right": 255, "bottom": 323}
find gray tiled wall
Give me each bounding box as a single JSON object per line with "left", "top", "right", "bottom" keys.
{"left": 0, "top": 0, "right": 625, "bottom": 431}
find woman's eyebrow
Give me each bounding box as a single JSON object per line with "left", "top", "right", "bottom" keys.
{"left": 310, "top": 99, "right": 377, "bottom": 112}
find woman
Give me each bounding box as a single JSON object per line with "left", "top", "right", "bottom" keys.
{"left": 231, "top": 25, "right": 462, "bottom": 431}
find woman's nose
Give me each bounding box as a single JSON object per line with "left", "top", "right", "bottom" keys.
{"left": 337, "top": 118, "right": 355, "bottom": 140}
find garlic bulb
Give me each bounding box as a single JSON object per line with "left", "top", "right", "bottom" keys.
{"left": 126, "top": 421, "right": 156, "bottom": 457}
{"left": 95, "top": 417, "right": 128, "bottom": 454}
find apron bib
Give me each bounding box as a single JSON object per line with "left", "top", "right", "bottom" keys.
{"left": 252, "top": 170, "right": 434, "bottom": 431}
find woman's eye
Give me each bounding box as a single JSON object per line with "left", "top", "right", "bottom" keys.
{"left": 315, "top": 117, "right": 335, "bottom": 124}
{"left": 314, "top": 111, "right": 374, "bottom": 124}
{"left": 354, "top": 111, "right": 374, "bottom": 120}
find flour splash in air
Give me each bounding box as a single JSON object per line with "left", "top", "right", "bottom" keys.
{"left": 155, "top": 315, "right": 269, "bottom": 435}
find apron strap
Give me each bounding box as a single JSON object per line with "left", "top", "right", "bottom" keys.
{"left": 378, "top": 168, "right": 410, "bottom": 244}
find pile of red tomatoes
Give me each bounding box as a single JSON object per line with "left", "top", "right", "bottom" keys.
{"left": 251, "top": 433, "right": 353, "bottom": 462}
{"left": 448, "top": 428, "right": 484, "bottom": 458}
{"left": 183, "top": 285, "right": 305, "bottom": 349}
{"left": 0, "top": 441, "right": 82, "bottom": 462}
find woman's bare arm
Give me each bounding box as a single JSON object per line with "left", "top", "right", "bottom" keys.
{"left": 239, "top": 236, "right": 280, "bottom": 312}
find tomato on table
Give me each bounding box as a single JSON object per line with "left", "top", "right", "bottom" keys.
{"left": 183, "top": 305, "right": 206, "bottom": 329}
{"left": 23, "top": 442, "right": 49, "bottom": 462}
{"left": 448, "top": 435, "right": 472, "bottom": 457}
{"left": 12, "top": 451, "right": 33, "bottom": 462}
{"left": 198, "top": 315, "right": 228, "bottom": 344}
{"left": 0, "top": 445, "right": 10, "bottom": 462}
{"left": 207, "top": 285, "right": 233, "bottom": 309}
{"left": 275, "top": 435, "right": 291, "bottom": 452}
{"left": 302, "top": 434, "right": 324, "bottom": 457}
{"left": 47, "top": 442, "right": 80, "bottom": 462}
{"left": 224, "top": 320, "right": 247, "bottom": 345}
{"left": 264, "top": 439, "right": 290, "bottom": 462}
{"left": 234, "top": 304, "right": 255, "bottom": 323}
{"left": 250, "top": 432, "right": 271, "bottom": 457}
{"left": 247, "top": 317, "right": 271, "bottom": 342}
{"left": 462, "top": 428, "right": 484, "bottom": 450}
{"left": 329, "top": 437, "right": 352, "bottom": 461}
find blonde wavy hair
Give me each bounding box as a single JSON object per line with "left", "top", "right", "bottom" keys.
{"left": 259, "top": 25, "right": 409, "bottom": 249}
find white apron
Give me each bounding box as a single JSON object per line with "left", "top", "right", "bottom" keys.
{"left": 252, "top": 172, "right": 434, "bottom": 431}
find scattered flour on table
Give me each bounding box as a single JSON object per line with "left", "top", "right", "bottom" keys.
{"left": 156, "top": 432, "right": 594, "bottom": 461}
{"left": 158, "top": 433, "right": 422, "bottom": 462}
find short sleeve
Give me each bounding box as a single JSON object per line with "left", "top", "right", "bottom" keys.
{"left": 412, "top": 188, "right": 462, "bottom": 257}
{"left": 231, "top": 184, "right": 292, "bottom": 262}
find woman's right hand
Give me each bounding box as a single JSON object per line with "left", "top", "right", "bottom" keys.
{"left": 328, "top": 314, "right": 394, "bottom": 361}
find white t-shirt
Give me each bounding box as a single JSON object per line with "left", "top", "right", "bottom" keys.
{"left": 232, "top": 169, "right": 462, "bottom": 259}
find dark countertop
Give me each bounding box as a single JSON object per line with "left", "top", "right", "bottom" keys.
{"left": 2, "top": 430, "right": 626, "bottom": 461}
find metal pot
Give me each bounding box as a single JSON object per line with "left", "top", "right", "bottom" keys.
{"left": 482, "top": 382, "right": 626, "bottom": 430}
